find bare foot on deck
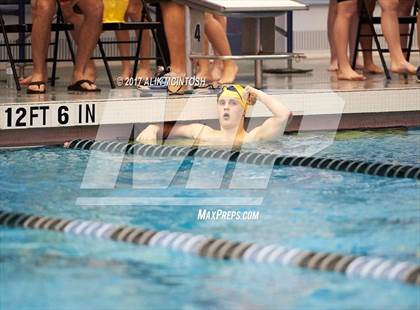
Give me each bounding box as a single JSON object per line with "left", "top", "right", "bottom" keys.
{"left": 391, "top": 61, "right": 417, "bottom": 75}
{"left": 210, "top": 60, "right": 223, "bottom": 81}
{"left": 364, "top": 63, "right": 384, "bottom": 74}
{"left": 19, "top": 75, "right": 32, "bottom": 85}
{"left": 337, "top": 67, "right": 366, "bottom": 81}
{"left": 85, "top": 60, "right": 97, "bottom": 82}
{"left": 218, "top": 62, "right": 238, "bottom": 84}
{"left": 328, "top": 59, "right": 338, "bottom": 71}
{"left": 195, "top": 66, "right": 213, "bottom": 82}
{"left": 26, "top": 72, "right": 47, "bottom": 92}
{"left": 355, "top": 61, "right": 364, "bottom": 71}
{"left": 120, "top": 67, "right": 131, "bottom": 81}
{"left": 195, "top": 73, "right": 213, "bottom": 87}
{"left": 136, "top": 68, "right": 153, "bottom": 80}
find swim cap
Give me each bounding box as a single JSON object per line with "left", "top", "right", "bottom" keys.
{"left": 218, "top": 84, "right": 248, "bottom": 111}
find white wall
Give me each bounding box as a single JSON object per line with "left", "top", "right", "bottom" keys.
{"left": 3, "top": 3, "right": 418, "bottom": 59}
{"left": 276, "top": 3, "right": 418, "bottom": 57}
{"left": 275, "top": 5, "right": 331, "bottom": 57}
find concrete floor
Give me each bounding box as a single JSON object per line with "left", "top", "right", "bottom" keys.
{"left": 1, "top": 56, "right": 419, "bottom": 147}
{"left": 0, "top": 56, "right": 419, "bottom": 104}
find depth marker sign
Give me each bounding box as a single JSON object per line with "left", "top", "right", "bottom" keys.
{"left": 1, "top": 103, "right": 96, "bottom": 129}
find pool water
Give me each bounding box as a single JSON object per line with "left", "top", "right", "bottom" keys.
{"left": 0, "top": 129, "right": 419, "bottom": 309}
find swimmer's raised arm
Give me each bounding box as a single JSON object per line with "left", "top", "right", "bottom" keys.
{"left": 246, "top": 86, "right": 292, "bottom": 141}
{"left": 136, "top": 123, "right": 207, "bottom": 144}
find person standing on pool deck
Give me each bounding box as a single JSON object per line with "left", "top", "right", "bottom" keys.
{"left": 25, "top": 0, "right": 103, "bottom": 93}
{"left": 136, "top": 85, "right": 292, "bottom": 146}
{"left": 334, "top": 0, "right": 418, "bottom": 81}
{"left": 196, "top": 13, "right": 238, "bottom": 85}
{"left": 327, "top": 0, "right": 383, "bottom": 74}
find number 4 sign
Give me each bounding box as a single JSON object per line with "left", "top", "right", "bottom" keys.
{"left": 190, "top": 9, "right": 204, "bottom": 54}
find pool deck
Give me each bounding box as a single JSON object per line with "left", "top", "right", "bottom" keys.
{"left": 0, "top": 58, "right": 419, "bottom": 147}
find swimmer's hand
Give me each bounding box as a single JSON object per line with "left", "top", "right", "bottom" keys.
{"left": 243, "top": 85, "right": 260, "bottom": 106}
{"left": 136, "top": 124, "right": 159, "bottom": 144}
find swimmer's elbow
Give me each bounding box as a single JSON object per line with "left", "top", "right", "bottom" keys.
{"left": 286, "top": 111, "right": 293, "bottom": 124}
{"left": 274, "top": 111, "right": 292, "bottom": 126}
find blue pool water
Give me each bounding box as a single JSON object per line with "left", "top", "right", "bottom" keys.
{"left": 0, "top": 129, "right": 419, "bottom": 309}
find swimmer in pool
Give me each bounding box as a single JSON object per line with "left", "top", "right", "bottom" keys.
{"left": 136, "top": 85, "right": 292, "bottom": 146}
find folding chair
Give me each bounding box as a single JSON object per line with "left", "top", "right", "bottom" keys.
{"left": 1, "top": 0, "right": 169, "bottom": 90}
{"left": 52, "top": 0, "right": 163, "bottom": 89}
{"left": 0, "top": 9, "right": 21, "bottom": 90}
{"left": 0, "top": 0, "right": 26, "bottom": 66}
{"left": 1, "top": 1, "right": 76, "bottom": 90}
{"left": 352, "top": 0, "right": 419, "bottom": 80}
{"left": 91, "top": 0, "right": 169, "bottom": 88}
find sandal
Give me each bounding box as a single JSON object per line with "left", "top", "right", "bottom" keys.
{"left": 26, "top": 81, "right": 46, "bottom": 94}
{"left": 67, "top": 80, "right": 101, "bottom": 92}
{"left": 165, "top": 73, "right": 188, "bottom": 95}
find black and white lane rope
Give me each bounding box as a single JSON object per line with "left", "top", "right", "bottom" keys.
{"left": 66, "top": 139, "right": 420, "bottom": 180}
{"left": 1, "top": 210, "right": 419, "bottom": 285}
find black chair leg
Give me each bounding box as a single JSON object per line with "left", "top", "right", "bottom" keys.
{"left": 132, "top": 11, "right": 145, "bottom": 78}
{"left": 0, "top": 13, "right": 21, "bottom": 90}
{"left": 405, "top": 2, "right": 417, "bottom": 62}
{"left": 51, "top": 25, "right": 60, "bottom": 87}
{"left": 97, "top": 38, "right": 115, "bottom": 88}
{"left": 150, "top": 26, "right": 168, "bottom": 70}
{"left": 351, "top": 1, "right": 363, "bottom": 69}
{"left": 56, "top": 2, "right": 76, "bottom": 64}
{"left": 63, "top": 29, "right": 76, "bottom": 64}
{"left": 142, "top": 1, "right": 169, "bottom": 70}
{"left": 132, "top": 31, "right": 143, "bottom": 78}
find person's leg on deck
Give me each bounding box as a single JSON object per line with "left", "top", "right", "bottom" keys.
{"left": 398, "top": 0, "right": 415, "bottom": 58}
{"left": 196, "top": 35, "right": 212, "bottom": 80}
{"left": 349, "top": 4, "right": 365, "bottom": 70}
{"left": 116, "top": 0, "right": 152, "bottom": 80}
{"left": 160, "top": 1, "right": 186, "bottom": 76}
{"left": 378, "top": 0, "right": 417, "bottom": 74}
{"left": 60, "top": 2, "right": 97, "bottom": 82}
{"left": 210, "top": 14, "right": 227, "bottom": 81}
{"left": 69, "top": 0, "right": 103, "bottom": 90}
{"left": 334, "top": 0, "right": 366, "bottom": 80}
{"left": 204, "top": 13, "right": 237, "bottom": 84}
{"left": 360, "top": 0, "right": 383, "bottom": 74}
{"left": 328, "top": 0, "right": 338, "bottom": 71}
{"left": 26, "top": 0, "right": 55, "bottom": 92}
